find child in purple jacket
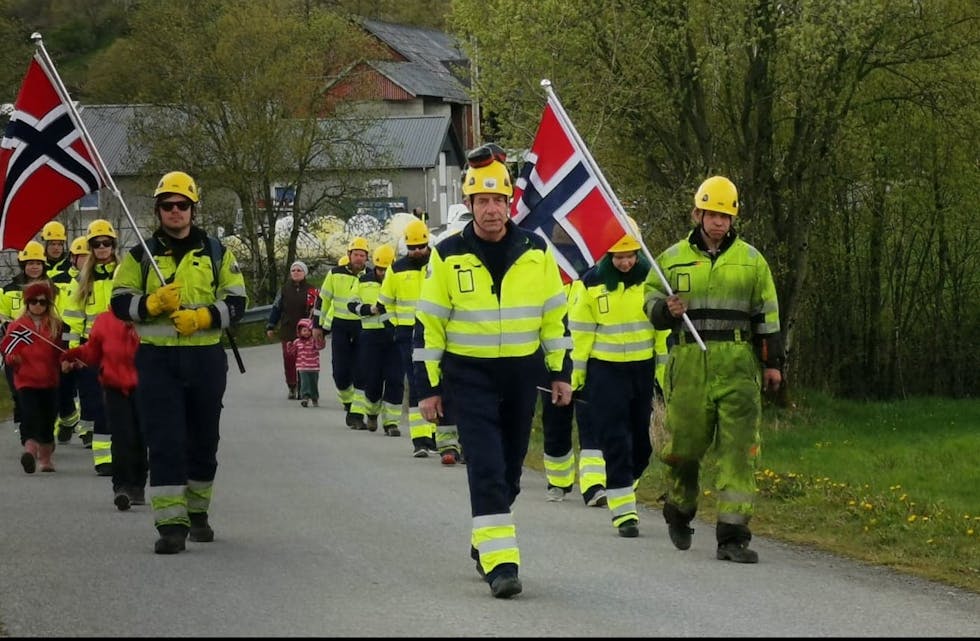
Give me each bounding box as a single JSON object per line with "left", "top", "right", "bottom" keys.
{"left": 286, "top": 318, "right": 325, "bottom": 407}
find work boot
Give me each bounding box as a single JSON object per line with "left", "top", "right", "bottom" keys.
{"left": 154, "top": 524, "right": 188, "bottom": 555}
{"left": 366, "top": 415, "right": 378, "bottom": 432}
{"left": 347, "top": 412, "right": 366, "bottom": 430}
{"left": 617, "top": 518, "right": 639, "bottom": 538}
{"left": 487, "top": 565, "right": 522, "bottom": 599}
{"left": 584, "top": 486, "right": 607, "bottom": 507}
{"left": 128, "top": 486, "right": 146, "bottom": 506}
{"left": 20, "top": 439, "right": 38, "bottom": 474}
{"left": 189, "top": 513, "right": 215, "bottom": 543}
{"left": 37, "top": 443, "right": 55, "bottom": 472}
{"left": 95, "top": 462, "right": 113, "bottom": 477}
{"left": 441, "top": 448, "right": 459, "bottom": 466}
{"left": 663, "top": 503, "right": 695, "bottom": 550}
{"left": 80, "top": 432, "right": 93, "bottom": 449}
{"left": 384, "top": 425, "right": 401, "bottom": 437}
{"left": 716, "top": 542, "right": 759, "bottom": 564}
{"left": 114, "top": 489, "right": 131, "bottom": 511}
{"left": 57, "top": 421, "right": 75, "bottom": 443}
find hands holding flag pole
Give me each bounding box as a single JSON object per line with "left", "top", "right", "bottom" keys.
{"left": 510, "top": 79, "right": 705, "bottom": 350}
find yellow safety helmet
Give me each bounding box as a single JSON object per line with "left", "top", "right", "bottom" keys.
{"left": 373, "top": 244, "right": 395, "bottom": 268}
{"left": 18, "top": 240, "right": 45, "bottom": 262}
{"left": 338, "top": 255, "right": 350, "bottom": 267}
{"left": 347, "top": 236, "right": 369, "bottom": 253}
{"left": 694, "top": 176, "right": 739, "bottom": 216}
{"left": 608, "top": 234, "right": 642, "bottom": 253}
{"left": 70, "top": 237, "right": 90, "bottom": 256}
{"left": 462, "top": 160, "right": 513, "bottom": 198}
{"left": 41, "top": 221, "right": 67, "bottom": 241}
{"left": 86, "top": 218, "right": 118, "bottom": 241}
{"left": 404, "top": 219, "right": 430, "bottom": 245}
{"left": 154, "top": 171, "right": 200, "bottom": 203}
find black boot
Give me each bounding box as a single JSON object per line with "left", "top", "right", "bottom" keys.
{"left": 366, "top": 414, "right": 378, "bottom": 432}
{"left": 716, "top": 522, "right": 757, "bottom": 563}
{"left": 663, "top": 503, "right": 695, "bottom": 550}
{"left": 287, "top": 385, "right": 297, "bottom": 400}
{"left": 154, "top": 524, "right": 188, "bottom": 554}
{"left": 189, "top": 513, "right": 215, "bottom": 542}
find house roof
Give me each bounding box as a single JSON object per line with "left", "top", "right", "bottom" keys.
{"left": 359, "top": 19, "right": 470, "bottom": 104}
{"left": 76, "top": 105, "right": 462, "bottom": 174}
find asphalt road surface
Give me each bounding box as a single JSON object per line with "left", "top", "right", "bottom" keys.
{"left": 1, "top": 343, "right": 978, "bottom": 637}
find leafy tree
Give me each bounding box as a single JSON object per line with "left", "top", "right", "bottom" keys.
{"left": 84, "top": 0, "right": 385, "bottom": 303}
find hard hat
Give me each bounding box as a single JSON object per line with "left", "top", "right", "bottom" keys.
{"left": 154, "top": 171, "right": 200, "bottom": 203}
{"left": 347, "top": 236, "right": 369, "bottom": 253}
{"left": 373, "top": 244, "right": 395, "bottom": 268}
{"left": 694, "top": 176, "right": 738, "bottom": 216}
{"left": 404, "top": 219, "right": 430, "bottom": 245}
{"left": 18, "top": 240, "right": 45, "bottom": 262}
{"left": 338, "top": 255, "right": 350, "bottom": 266}
{"left": 41, "top": 221, "right": 67, "bottom": 241}
{"left": 70, "top": 237, "right": 90, "bottom": 256}
{"left": 462, "top": 160, "right": 513, "bottom": 198}
{"left": 608, "top": 234, "right": 642, "bottom": 253}
{"left": 86, "top": 218, "right": 118, "bottom": 241}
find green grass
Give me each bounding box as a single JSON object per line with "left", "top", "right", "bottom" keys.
{"left": 524, "top": 390, "right": 980, "bottom": 594}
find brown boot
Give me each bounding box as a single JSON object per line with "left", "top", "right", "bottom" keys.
{"left": 20, "top": 439, "right": 38, "bottom": 474}
{"left": 37, "top": 443, "right": 55, "bottom": 472}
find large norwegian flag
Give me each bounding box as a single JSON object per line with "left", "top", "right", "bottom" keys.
{"left": 0, "top": 53, "right": 103, "bottom": 250}
{"left": 511, "top": 93, "right": 637, "bottom": 283}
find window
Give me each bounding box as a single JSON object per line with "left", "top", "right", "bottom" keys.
{"left": 274, "top": 185, "right": 295, "bottom": 209}
{"left": 77, "top": 191, "right": 100, "bottom": 210}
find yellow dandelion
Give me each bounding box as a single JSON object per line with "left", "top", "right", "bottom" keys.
{"left": 927, "top": 539, "right": 934, "bottom": 544}
{"left": 907, "top": 515, "right": 917, "bottom": 523}
{"left": 968, "top": 529, "right": 975, "bottom": 536}
{"left": 862, "top": 502, "right": 874, "bottom": 511}
{"left": 848, "top": 500, "right": 856, "bottom": 506}
{"left": 899, "top": 494, "right": 908, "bottom": 502}
{"left": 922, "top": 516, "right": 930, "bottom": 521}
{"left": 703, "top": 490, "right": 712, "bottom": 497}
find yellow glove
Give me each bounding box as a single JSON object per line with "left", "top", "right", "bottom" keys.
{"left": 571, "top": 369, "right": 586, "bottom": 391}
{"left": 170, "top": 307, "right": 212, "bottom": 336}
{"left": 145, "top": 283, "right": 183, "bottom": 316}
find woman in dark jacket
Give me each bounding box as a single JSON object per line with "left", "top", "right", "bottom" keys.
{"left": 265, "top": 261, "right": 318, "bottom": 399}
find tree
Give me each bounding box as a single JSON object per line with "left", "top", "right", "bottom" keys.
{"left": 451, "top": 0, "right": 980, "bottom": 397}
{"left": 84, "top": 0, "right": 385, "bottom": 302}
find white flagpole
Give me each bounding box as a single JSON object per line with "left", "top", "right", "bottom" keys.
{"left": 540, "top": 79, "right": 705, "bottom": 351}
{"left": 31, "top": 32, "right": 167, "bottom": 285}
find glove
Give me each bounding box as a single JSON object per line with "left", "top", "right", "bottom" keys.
{"left": 571, "top": 369, "right": 586, "bottom": 391}
{"left": 170, "top": 307, "right": 212, "bottom": 337}
{"left": 146, "top": 282, "right": 183, "bottom": 316}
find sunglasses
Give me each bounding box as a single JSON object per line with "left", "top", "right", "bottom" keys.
{"left": 90, "top": 239, "right": 114, "bottom": 248}
{"left": 406, "top": 244, "right": 428, "bottom": 251}
{"left": 27, "top": 298, "right": 49, "bottom": 306}
{"left": 158, "top": 201, "right": 193, "bottom": 212}
{"left": 466, "top": 143, "right": 507, "bottom": 168}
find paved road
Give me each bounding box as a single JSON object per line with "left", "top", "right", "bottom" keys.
{"left": 1, "top": 343, "right": 978, "bottom": 637}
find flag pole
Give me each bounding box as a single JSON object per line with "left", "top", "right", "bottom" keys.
{"left": 30, "top": 33, "right": 167, "bottom": 286}
{"left": 539, "top": 79, "right": 706, "bottom": 351}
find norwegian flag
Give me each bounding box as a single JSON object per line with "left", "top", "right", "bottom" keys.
{"left": 2, "top": 327, "right": 34, "bottom": 356}
{"left": 511, "top": 93, "right": 637, "bottom": 283}
{"left": 0, "top": 53, "right": 104, "bottom": 250}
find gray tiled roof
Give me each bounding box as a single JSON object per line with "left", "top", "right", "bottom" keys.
{"left": 360, "top": 19, "right": 470, "bottom": 103}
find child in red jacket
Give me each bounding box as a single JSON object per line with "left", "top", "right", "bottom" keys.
{"left": 1, "top": 281, "right": 65, "bottom": 473}
{"left": 61, "top": 310, "right": 147, "bottom": 510}
{"left": 286, "top": 318, "right": 325, "bottom": 407}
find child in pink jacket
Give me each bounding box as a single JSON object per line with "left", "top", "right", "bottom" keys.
{"left": 286, "top": 318, "right": 325, "bottom": 407}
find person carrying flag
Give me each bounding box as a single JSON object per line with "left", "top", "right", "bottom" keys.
{"left": 111, "top": 170, "right": 247, "bottom": 555}
{"left": 414, "top": 144, "right": 573, "bottom": 599}
{"left": 643, "top": 175, "right": 782, "bottom": 564}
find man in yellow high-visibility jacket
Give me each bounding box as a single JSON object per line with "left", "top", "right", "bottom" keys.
{"left": 414, "top": 145, "right": 573, "bottom": 599}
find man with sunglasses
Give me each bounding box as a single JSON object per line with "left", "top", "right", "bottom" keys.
{"left": 413, "top": 145, "right": 573, "bottom": 598}
{"left": 111, "top": 170, "right": 247, "bottom": 555}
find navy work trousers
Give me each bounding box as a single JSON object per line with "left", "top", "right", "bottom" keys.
{"left": 136, "top": 343, "right": 227, "bottom": 488}
{"left": 442, "top": 353, "right": 539, "bottom": 517}
{"left": 329, "top": 318, "right": 361, "bottom": 393}
{"left": 357, "top": 328, "right": 403, "bottom": 407}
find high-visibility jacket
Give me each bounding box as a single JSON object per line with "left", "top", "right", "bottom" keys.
{"left": 314, "top": 265, "right": 362, "bottom": 327}
{"left": 110, "top": 228, "right": 247, "bottom": 346}
{"left": 569, "top": 257, "right": 654, "bottom": 388}
{"left": 377, "top": 255, "right": 428, "bottom": 328}
{"left": 349, "top": 268, "right": 391, "bottom": 331}
{"left": 414, "top": 221, "right": 572, "bottom": 397}
{"left": 62, "top": 262, "right": 116, "bottom": 348}
{"left": 46, "top": 256, "right": 72, "bottom": 293}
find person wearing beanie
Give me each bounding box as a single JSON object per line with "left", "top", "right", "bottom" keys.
{"left": 1, "top": 281, "right": 66, "bottom": 473}
{"left": 266, "top": 260, "right": 318, "bottom": 399}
